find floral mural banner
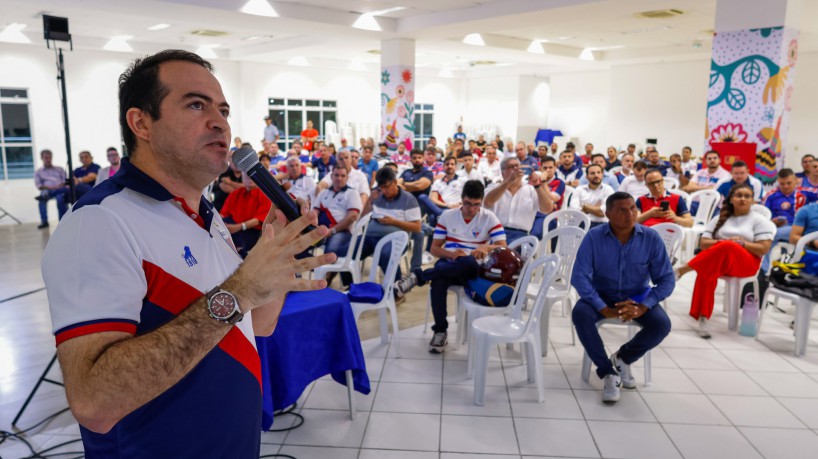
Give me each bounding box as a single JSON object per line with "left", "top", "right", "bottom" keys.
{"left": 380, "top": 66, "right": 415, "bottom": 152}
{"left": 706, "top": 26, "right": 798, "bottom": 183}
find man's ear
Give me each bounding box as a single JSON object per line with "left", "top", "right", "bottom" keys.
{"left": 126, "top": 108, "right": 152, "bottom": 145}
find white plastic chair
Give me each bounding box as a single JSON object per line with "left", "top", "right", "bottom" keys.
{"left": 313, "top": 213, "right": 371, "bottom": 283}
{"left": 758, "top": 232, "right": 818, "bottom": 356}
{"left": 720, "top": 272, "right": 760, "bottom": 332}
{"left": 652, "top": 223, "right": 684, "bottom": 267}
{"left": 469, "top": 254, "right": 560, "bottom": 406}
{"left": 581, "top": 319, "right": 652, "bottom": 386}
{"left": 525, "top": 226, "right": 586, "bottom": 356}
{"left": 683, "top": 189, "right": 721, "bottom": 262}
{"left": 453, "top": 239, "right": 540, "bottom": 348}
{"left": 347, "top": 231, "right": 408, "bottom": 357}
{"left": 562, "top": 186, "right": 576, "bottom": 209}
{"left": 752, "top": 203, "right": 772, "bottom": 219}
{"left": 668, "top": 188, "right": 692, "bottom": 211}
{"left": 663, "top": 177, "right": 680, "bottom": 190}
{"left": 541, "top": 209, "right": 590, "bottom": 237}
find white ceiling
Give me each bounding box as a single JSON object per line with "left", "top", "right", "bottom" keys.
{"left": 1, "top": 0, "right": 815, "bottom": 76}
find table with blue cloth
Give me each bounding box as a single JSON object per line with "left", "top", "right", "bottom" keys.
{"left": 256, "top": 289, "right": 370, "bottom": 430}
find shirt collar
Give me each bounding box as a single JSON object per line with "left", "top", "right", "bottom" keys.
{"left": 603, "top": 223, "right": 644, "bottom": 239}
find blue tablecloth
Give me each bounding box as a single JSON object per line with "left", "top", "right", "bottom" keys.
{"left": 256, "top": 289, "right": 370, "bottom": 430}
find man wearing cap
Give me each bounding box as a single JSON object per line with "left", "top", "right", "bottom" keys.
{"left": 338, "top": 138, "right": 352, "bottom": 152}
{"left": 262, "top": 116, "right": 279, "bottom": 144}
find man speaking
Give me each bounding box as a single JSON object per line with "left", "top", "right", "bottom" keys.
{"left": 41, "top": 50, "right": 335, "bottom": 458}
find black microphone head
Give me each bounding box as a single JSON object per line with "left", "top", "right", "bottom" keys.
{"left": 231, "top": 146, "right": 259, "bottom": 173}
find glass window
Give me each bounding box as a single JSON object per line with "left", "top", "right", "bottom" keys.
{"left": 287, "top": 111, "right": 302, "bottom": 139}
{"left": 322, "top": 100, "right": 337, "bottom": 107}
{"left": 1, "top": 104, "right": 32, "bottom": 143}
{"left": 306, "top": 111, "right": 321, "bottom": 134}
{"left": 305, "top": 99, "right": 320, "bottom": 107}
{"left": 0, "top": 89, "right": 27, "bottom": 98}
{"left": 423, "top": 104, "right": 433, "bottom": 111}
{"left": 4, "top": 146, "right": 34, "bottom": 179}
{"left": 268, "top": 98, "right": 284, "bottom": 106}
{"left": 423, "top": 113, "right": 433, "bottom": 137}
{"left": 286, "top": 99, "right": 303, "bottom": 106}
{"left": 269, "top": 109, "right": 285, "bottom": 133}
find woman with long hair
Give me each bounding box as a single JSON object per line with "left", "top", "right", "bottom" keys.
{"left": 675, "top": 183, "right": 775, "bottom": 338}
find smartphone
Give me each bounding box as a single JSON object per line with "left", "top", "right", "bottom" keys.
{"left": 660, "top": 201, "right": 670, "bottom": 211}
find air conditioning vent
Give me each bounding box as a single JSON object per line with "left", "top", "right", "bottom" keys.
{"left": 366, "top": 49, "right": 381, "bottom": 54}
{"left": 635, "top": 9, "right": 684, "bottom": 19}
{"left": 470, "top": 60, "right": 497, "bottom": 66}
{"left": 190, "top": 29, "right": 229, "bottom": 37}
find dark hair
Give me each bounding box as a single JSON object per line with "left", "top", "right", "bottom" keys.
{"left": 633, "top": 160, "right": 648, "bottom": 170}
{"left": 645, "top": 168, "right": 664, "bottom": 180}
{"left": 704, "top": 150, "right": 720, "bottom": 159}
{"left": 410, "top": 148, "right": 423, "bottom": 157}
{"left": 591, "top": 153, "right": 606, "bottom": 162}
{"left": 566, "top": 142, "right": 575, "bottom": 149}
{"left": 541, "top": 155, "right": 556, "bottom": 165}
{"left": 628, "top": 143, "right": 636, "bottom": 149}
{"left": 559, "top": 150, "right": 574, "bottom": 157}
{"left": 241, "top": 142, "right": 252, "bottom": 148}
{"left": 605, "top": 191, "right": 634, "bottom": 210}
{"left": 586, "top": 164, "right": 603, "bottom": 175}
{"left": 375, "top": 166, "right": 397, "bottom": 186}
{"left": 712, "top": 183, "right": 754, "bottom": 238}
{"left": 379, "top": 143, "right": 387, "bottom": 148}
{"left": 462, "top": 180, "right": 485, "bottom": 200}
{"left": 40, "top": 149, "right": 53, "bottom": 158}
{"left": 429, "top": 136, "right": 436, "bottom": 141}
{"left": 106, "top": 146, "right": 118, "bottom": 153}
{"left": 259, "top": 153, "right": 271, "bottom": 161}
{"left": 443, "top": 155, "right": 457, "bottom": 164}
{"left": 778, "top": 168, "right": 795, "bottom": 178}
{"left": 384, "top": 161, "right": 398, "bottom": 170}
{"left": 118, "top": 49, "right": 213, "bottom": 155}
{"left": 362, "top": 145, "right": 373, "bottom": 153}
{"left": 731, "top": 160, "right": 747, "bottom": 169}
{"left": 802, "top": 154, "right": 815, "bottom": 161}
{"left": 682, "top": 146, "right": 692, "bottom": 153}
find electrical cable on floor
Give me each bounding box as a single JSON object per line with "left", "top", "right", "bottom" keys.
{"left": 0, "top": 407, "right": 84, "bottom": 459}
{"left": 256, "top": 403, "right": 304, "bottom": 458}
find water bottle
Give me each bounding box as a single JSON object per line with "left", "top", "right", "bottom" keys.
{"left": 739, "top": 292, "right": 759, "bottom": 336}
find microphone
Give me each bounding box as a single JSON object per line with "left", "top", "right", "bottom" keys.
{"left": 231, "top": 146, "right": 318, "bottom": 236}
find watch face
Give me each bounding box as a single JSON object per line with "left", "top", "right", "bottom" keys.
{"left": 210, "top": 292, "right": 236, "bottom": 318}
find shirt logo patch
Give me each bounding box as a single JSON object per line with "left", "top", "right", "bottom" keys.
{"left": 472, "top": 231, "right": 480, "bottom": 238}
{"left": 182, "top": 246, "right": 198, "bottom": 267}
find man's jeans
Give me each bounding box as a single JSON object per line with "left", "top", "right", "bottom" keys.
{"left": 38, "top": 188, "right": 68, "bottom": 224}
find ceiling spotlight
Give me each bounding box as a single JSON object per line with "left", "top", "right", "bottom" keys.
{"left": 103, "top": 35, "right": 133, "bottom": 52}
{"left": 353, "top": 13, "right": 381, "bottom": 31}
{"left": 0, "top": 23, "right": 31, "bottom": 44}
{"left": 196, "top": 44, "right": 220, "bottom": 59}
{"left": 463, "top": 33, "right": 485, "bottom": 46}
{"left": 526, "top": 40, "right": 544, "bottom": 54}
{"left": 240, "top": 0, "right": 278, "bottom": 18}
{"left": 288, "top": 56, "right": 309, "bottom": 66}
{"left": 579, "top": 48, "right": 595, "bottom": 61}
{"left": 147, "top": 23, "right": 170, "bottom": 31}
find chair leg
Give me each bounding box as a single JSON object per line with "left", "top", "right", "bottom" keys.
{"left": 378, "top": 308, "right": 389, "bottom": 344}
{"left": 726, "top": 281, "right": 740, "bottom": 331}
{"left": 581, "top": 351, "right": 592, "bottom": 383}
{"left": 794, "top": 300, "right": 815, "bottom": 357}
{"left": 643, "top": 350, "right": 652, "bottom": 387}
{"left": 423, "top": 292, "right": 431, "bottom": 335}
{"left": 756, "top": 290, "right": 772, "bottom": 340}
{"left": 473, "top": 336, "right": 490, "bottom": 406}
{"left": 539, "top": 298, "right": 554, "bottom": 357}
{"left": 389, "top": 304, "right": 401, "bottom": 358}
{"left": 345, "top": 370, "right": 356, "bottom": 420}
{"left": 530, "top": 335, "right": 546, "bottom": 403}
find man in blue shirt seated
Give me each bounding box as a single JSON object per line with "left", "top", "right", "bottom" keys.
{"left": 571, "top": 191, "right": 674, "bottom": 403}
{"left": 796, "top": 154, "right": 814, "bottom": 180}
{"left": 761, "top": 168, "right": 817, "bottom": 273}
{"left": 715, "top": 160, "right": 763, "bottom": 201}
{"left": 73, "top": 150, "right": 101, "bottom": 200}
{"left": 644, "top": 146, "right": 669, "bottom": 176}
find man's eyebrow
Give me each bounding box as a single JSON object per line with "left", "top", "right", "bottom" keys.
{"left": 182, "top": 92, "right": 230, "bottom": 108}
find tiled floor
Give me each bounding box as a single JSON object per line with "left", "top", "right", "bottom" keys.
{"left": 3, "top": 222, "right": 818, "bottom": 458}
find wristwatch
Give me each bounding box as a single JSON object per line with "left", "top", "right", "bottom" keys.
{"left": 205, "top": 286, "right": 244, "bottom": 324}
{"left": 240, "top": 222, "right": 247, "bottom": 231}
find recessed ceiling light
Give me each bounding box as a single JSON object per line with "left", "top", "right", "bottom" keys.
{"left": 579, "top": 48, "right": 595, "bottom": 61}
{"left": 243, "top": 35, "right": 262, "bottom": 41}
{"left": 0, "top": 23, "right": 30, "bottom": 44}
{"left": 527, "top": 40, "right": 544, "bottom": 54}
{"left": 196, "top": 44, "right": 221, "bottom": 59}
{"left": 353, "top": 13, "right": 381, "bottom": 31}
{"left": 463, "top": 33, "right": 484, "bottom": 46}
{"left": 103, "top": 35, "right": 133, "bottom": 52}
{"left": 288, "top": 56, "right": 309, "bottom": 66}
{"left": 147, "top": 23, "right": 169, "bottom": 31}
{"left": 240, "top": 0, "right": 278, "bottom": 18}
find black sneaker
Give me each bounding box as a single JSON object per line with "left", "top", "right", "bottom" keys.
{"left": 428, "top": 332, "right": 447, "bottom": 353}
{"left": 394, "top": 273, "right": 418, "bottom": 296}
{"left": 37, "top": 223, "right": 50, "bottom": 229}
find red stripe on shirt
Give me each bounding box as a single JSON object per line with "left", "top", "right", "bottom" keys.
{"left": 219, "top": 327, "right": 262, "bottom": 391}
{"left": 55, "top": 321, "right": 137, "bottom": 345}
{"left": 143, "top": 260, "right": 204, "bottom": 315}
{"left": 318, "top": 204, "right": 338, "bottom": 226}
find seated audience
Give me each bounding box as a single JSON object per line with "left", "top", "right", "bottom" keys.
{"left": 579, "top": 143, "right": 594, "bottom": 165}
{"left": 426, "top": 156, "right": 464, "bottom": 213}
{"left": 761, "top": 168, "right": 816, "bottom": 272}
{"left": 484, "top": 157, "right": 553, "bottom": 243}
{"left": 571, "top": 164, "right": 616, "bottom": 228}
{"left": 799, "top": 160, "right": 818, "bottom": 194}
{"left": 358, "top": 145, "right": 379, "bottom": 184}
{"left": 478, "top": 145, "right": 502, "bottom": 183}
{"left": 605, "top": 146, "right": 621, "bottom": 170}
{"left": 636, "top": 169, "right": 693, "bottom": 227}
{"left": 457, "top": 153, "right": 483, "bottom": 182}
{"left": 531, "top": 156, "right": 566, "bottom": 239}
{"left": 338, "top": 138, "right": 352, "bottom": 152}
{"left": 674, "top": 183, "right": 775, "bottom": 338}
{"left": 219, "top": 175, "right": 272, "bottom": 258}
{"left": 571, "top": 192, "right": 673, "bottom": 403}
{"left": 618, "top": 160, "right": 649, "bottom": 199}
{"left": 268, "top": 143, "right": 287, "bottom": 166}
{"left": 276, "top": 156, "right": 316, "bottom": 205}
{"left": 212, "top": 161, "right": 242, "bottom": 211}
{"left": 313, "top": 166, "right": 362, "bottom": 261}
{"left": 790, "top": 202, "right": 818, "bottom": 249}
{"left": 683, "top": 150, "right": 730, "bottom": 193}
{"left": 579, "top": 154, "right": 620, "bottom": 190}
{"left": 644, "top": 147, "right": 668, "bottom": 175}
{"left": 317, "top": 150, "right": 371, "bottom": 208}
{"left": 259, "top": 153, "right": 272, "bottom": 171}
{"left": 377, "top": 143, "right": 390, "bottom": 160}
{"left": 796, "top": 154, "right": 814, "bottom": 180}
{"left": 394, "top": 180, "right": 506, "bottom": 353}
{"left": 664, "top": 153, "right": 689, "bottom": 189}
{"left": 556, "top": 150, "right": 583, "bottom": 187}
{"left": 615, "top": 153, "right": 635, "bottom": 183}
{"left": 73, "top": 150, "right": 101, "bottom": 200}
{"left": 34, "top": 149, "right": 68, "bottom": 229}
{"left": 715, "top": 160, "right": 763, "bottom": 202}
{"left": 680, "top": 146, "right": 699, "bottom": 176}
{"left": 390, "top": 142, "right": 411, "bottom": 165}
{"left": 514, "top": 142, "right": 539, "bottom": 176}
{"left": 423, "top": 146, "right": 444, "bottom": 178}
{"left": 310, "top": 144, "right": 336, "bottom": 181}
{"left": 399, "top": 149, "right": 435, "bottom": 201}
{"left": 95, "top": 147, "right": 121, "bottom": 186}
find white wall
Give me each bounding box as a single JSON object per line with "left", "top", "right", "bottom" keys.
{"left": 517, "top": 75, "right": 550, "bottom": 146}
{"left": 786, "top": 52, "right": 818, "bottom": 167}
{"left": 463, "top": 76, "right": 520, "bottom": 143}
{"left": 548, "top": 69, "right": 611, "bottom": 149}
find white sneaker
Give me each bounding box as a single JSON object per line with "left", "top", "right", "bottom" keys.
{"left": 422, "top": 251, "right": 435, "bottom": 265}
{"left": 611, "top": 352, "right": 636, "bottom": 389}
{"left": 602, "top": 374, "right": 621, "bottom": 403}
{"left": 697, "top": 316, "right": 711, "bottom": 339}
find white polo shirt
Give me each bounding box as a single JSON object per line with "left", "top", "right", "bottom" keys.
{"left": 457, "top": 168, "right": 484, "bottom": 183}
{"left": 312, "top": 185, "right": 362, "bottom": 227}
{"left": 478, "top": 159, "right": 502, "bottom": 183}
{"left": 433, "top": 207, "right": 506, "bottom": 255}
{"left": 618, "top": 175, "right": 649, "bottom": 199}
{"left": 570, "top": 183, "right": 615, "bottom": 223}
{"left": 431, "top": 175, "right": 464, "bottom": 205}
{"left": 486, "top": 183, "right": 541, "bottom": 231}
{"left": 320, "top": 168, "right": 371, "bottom": 198}
{"left": 281, "top": 174, "right": 316, "bottom": 203}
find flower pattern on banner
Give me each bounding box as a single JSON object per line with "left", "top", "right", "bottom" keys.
{"left": 381, "top": 65, "right": 414, "bottom": 151}
{"left": 401, "top": 69, "right": 413, "bottom": 84}
{"left": 788, "top": 39, "right": 798, "bottom": 67}
{"left": 709, "top": 123, "right": 748, "bottom": 144}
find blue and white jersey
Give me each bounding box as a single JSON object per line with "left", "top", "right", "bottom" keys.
{"left": 434, "top": 207, "right": 505, "bottom": 254}
{"left": 42, "top": 159, "right": 261, "bottom": 458}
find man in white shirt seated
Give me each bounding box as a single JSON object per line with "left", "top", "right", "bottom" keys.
{"left": 276, "top": 156, "right": 316, "bottom": 205}
{"left": 683, "top": 150, "right": 731, "bottom": 194}
{"left": 427, "top": 156, "right": 464, "bottom": 213}
{"left": 618, "top": 160, "right": 650, "bottom": 199}
{"left": 316, "top": 149, "right": 371, "bottom": 208}
{"left": 457, "top": 153, "right": 483, "bottom": 182}
{"left": 556, "top": 150, "right": 583, "bottom": 187}
{"left": 680, "top": 146, "right": 698, "bottom": 176}
{"left": 394, "top": 180, "right": 507, "bottom": 353}
{"left": 571, "top": 164, "right": 616, "bottom": 228}
{"left": 478, "top": 145, "right": 502, "bottom": 184}
{"left": 615, "top": 153, "right": 635, "bottom": 184}
{"left": 484, "top": 157, "right": 554, "bottom": 243}
{"left": 579, "top": 154, "right": 620, "bottom": 190}
{"left": 313, "top": 166, "right": 362, "bottom": 261}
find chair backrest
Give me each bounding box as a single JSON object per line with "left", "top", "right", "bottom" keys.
{"left": 751, "top": 203, "right": 772, "bottom": 219}
{"left": 690, "top": 189, "right": 721, "bottom": 226}
{"left": 509, "top": 255, "right": 561, "bottom": 335}
{"left": 509, "top": 235, "right": 539, "bottom": 262}
{"left": 791, "top": 231, "right": 818, "bottom": 263}
{"left": 346, "top": 213, "right": 372, "bottom": 264}
{"left": 367, "top": 231, "right": 409, "bottom": 297}
{"left": 651, "top": 223, "right": 684, "bottom": 264}
{"left": 562, "top": 186, "right": 576, "bottom": 209}
{"left": 541, "top": 209, "right": 590, "bottom": 237}
{"left": 664, "top": 177, "right": 680, "bottom": 190}
{"left": 668, "top": 188, "right": 692, "bottom": 211}
{"left": 540, "top": 226, "right": 586, "bottom": 286}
